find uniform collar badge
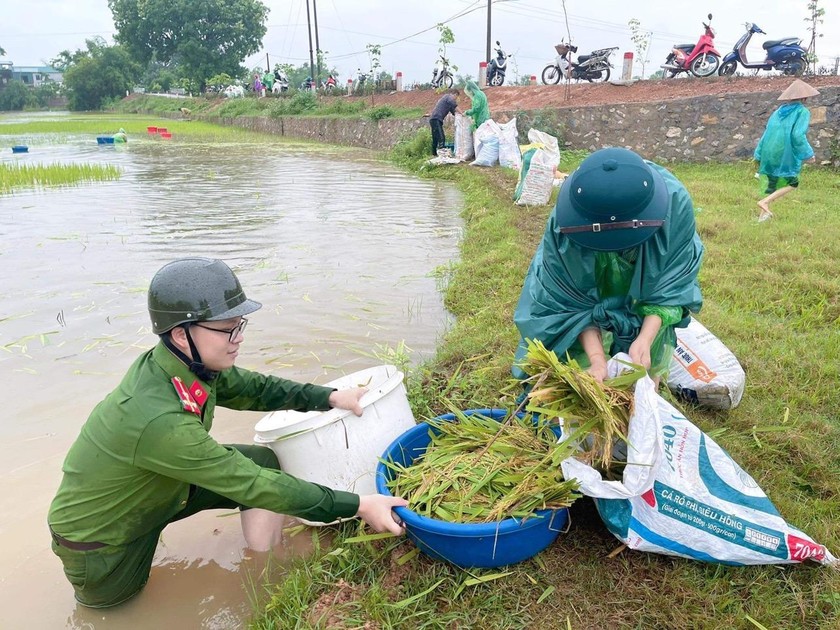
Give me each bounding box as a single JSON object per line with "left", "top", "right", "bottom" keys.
{"left": 171, "top": 376, "right": 203, "bottom": 416}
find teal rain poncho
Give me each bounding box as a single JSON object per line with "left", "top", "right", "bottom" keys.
{"left": 754, "top": 102, "right": 814, "bottom": 178}
{"left": 464, "top": 79, "right": 489, "bottom": 130}
{"left": 513, "top": 163, "right": 704, "bottom": 378}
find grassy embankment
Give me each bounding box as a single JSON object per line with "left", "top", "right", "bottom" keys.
{"left": 251, "top": 130, "right": 840, "bottom": 629}
{"left": 112, "top": 93, "right": 424, "bottom": 121}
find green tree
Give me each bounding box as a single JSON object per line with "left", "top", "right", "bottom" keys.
{"left": 62, "top": 39, "right": 141, "bottom": 110}
{"left": 108, "top": 0, "right": 269, "bottom": 91}
{"left": 0, "top": 80, "right": 36, "bottom": 111}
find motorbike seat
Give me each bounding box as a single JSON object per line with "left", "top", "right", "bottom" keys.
{"left": 675, "top": 44, "right": 695, "bottom": 51}
{"left": 576, "top": 54, "right": 592, "bottom": 63}
{"left": 762, "top": 38, "right": 799, "bottom": 50}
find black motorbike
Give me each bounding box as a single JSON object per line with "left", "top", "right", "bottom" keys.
{"left": 486, "top": 41, "right": 509, "bottom": 86}
{"left": 541, "top": 43, "right": 617, "bottom": 84}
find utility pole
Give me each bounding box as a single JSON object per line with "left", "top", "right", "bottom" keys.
{"left": 313, "top": 0, "right": 321, "bottom": 87}
{"left": 305, "top": 0, "right": 316, "bottom": 87}
{"left": 485, "top": 0, "right": 492, "bottom": 63}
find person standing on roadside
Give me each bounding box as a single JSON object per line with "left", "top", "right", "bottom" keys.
{"left": 426, "top": 88, "right": 460, "bottom": 156}
{"left": 48, "top": 258, "right": 407, "bottom": 609}
{"left": 754, "top": 79, "right": 820, "bottom": 222}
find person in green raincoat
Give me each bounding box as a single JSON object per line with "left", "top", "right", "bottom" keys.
{"left": 463, "top": 79, "right": 489, "bottom": 130}
{"left": 754, "top": 79, "right": 819, "bottom": 222}
{"left": 262, "top": 69, "right": 275, "bottom": 94}
{"left": 513, "top": 147, "right": 704, "bottom": 384}
{"left": 112, "top": 127, "right": 127, "bottom": 143}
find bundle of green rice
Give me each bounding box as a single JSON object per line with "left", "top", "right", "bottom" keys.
{"left": 382, "top": 340, "right": 643, "bottom": 524}
{"left": 513, "top": 338, "right": 643, "bottom": 472}
{"left": 383, "top": 408, "right": 581, "bottom": 523}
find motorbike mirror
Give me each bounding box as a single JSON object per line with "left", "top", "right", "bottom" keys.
{"left": 707, "top": 13, "right": 713, "bottom": 20}
{"left": 496, "top": 40, "right": 500, "bottom": 45}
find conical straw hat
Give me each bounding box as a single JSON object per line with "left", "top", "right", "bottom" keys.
{"left": 778, "top": 79, "right": 820, "bottom": 101}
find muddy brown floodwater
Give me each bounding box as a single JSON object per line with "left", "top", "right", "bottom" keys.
{"left": 0, "top": 114, "right": 462, "bottom": 629}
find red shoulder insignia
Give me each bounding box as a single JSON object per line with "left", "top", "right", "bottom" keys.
{"left": 171, "top": 376, "right": 202, "bottom": 416}
{"left": 188, "top": 381, "right": 208, "bottom": 408}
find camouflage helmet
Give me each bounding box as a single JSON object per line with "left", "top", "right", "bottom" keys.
{"left": 148, "top": 258, "right": 262, "bottom": 334}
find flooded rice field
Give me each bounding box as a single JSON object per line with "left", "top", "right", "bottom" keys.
{"left": 0, "top": 113, "right": 462, "bottom": 628}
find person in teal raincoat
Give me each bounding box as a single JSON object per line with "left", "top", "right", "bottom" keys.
{"left": 464, "top": 79, "right": 489, "bottom": 130}
{"left": 513, "top": 147, "right": 704, "bottom": 384}
{"left": 754, "top": 79, "right": 819, "bottom": 222}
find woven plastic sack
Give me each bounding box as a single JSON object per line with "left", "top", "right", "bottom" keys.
{"left": 514, "top": 129, "right": 561, "bottom": 206}
{"left": 560, "top": 354, "right": 837, "bottom": 567}
{"left": 667, "top": 317, "right": 746, "bottom": 410}
{"left": 472, "top": 119, "right": 501, "bottom": 167}
{"left": 454, "top": 113, "right": 475, "bottom": 161}
{"left": 498, "top": 118, "right": 521, "bottom": 170}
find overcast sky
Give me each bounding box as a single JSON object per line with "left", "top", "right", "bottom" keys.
{"left": 2, "top": 0, "right": 838, "bottom": 82}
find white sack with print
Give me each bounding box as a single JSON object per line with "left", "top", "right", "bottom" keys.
{"left": 471, "top": 119, "right": 501, "bottom": 167}
{"left": 667, "top": 317, "right": 746, "bottom": 410}
{"left": 560, "top": 354, "right": 836, "bottom": 567}
{"left": 454, "top": 113, "right": 475, "bottom": 161}
{"left": 497, "top": 117, "right": 521, "bottom": 170}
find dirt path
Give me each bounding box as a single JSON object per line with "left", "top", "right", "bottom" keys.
{"left": 352, "top": 75, "right": 840, "bottom": 112}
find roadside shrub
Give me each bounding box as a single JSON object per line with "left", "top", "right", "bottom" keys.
{"left": 366, "top": 105, "right": 395, "bottom": 120}
{"left": 390, "top": 127, "right": 432, "bottom": 166}
{"left": 512, "top": 107, "right": 565, "bottom": 145}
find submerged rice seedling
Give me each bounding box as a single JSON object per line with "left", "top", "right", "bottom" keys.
{"left": 0, "top": 162, "right": 121, "bottom": 194}
{"left": 383, "top": 409, "right": 582, "bottom": 523}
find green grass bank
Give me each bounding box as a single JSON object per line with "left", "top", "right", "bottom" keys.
{"left": 251, "top": 131, "right": 840, "bottom": 630}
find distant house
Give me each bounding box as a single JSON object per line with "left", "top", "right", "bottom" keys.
{"left": 10, "top": 64, "right": 63, "bottom": 87}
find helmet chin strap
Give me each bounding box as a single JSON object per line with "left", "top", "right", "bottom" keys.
{"left": 162, "top": 325, "right": 219, "bottom": 382}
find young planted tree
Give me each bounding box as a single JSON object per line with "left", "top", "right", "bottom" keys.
{"left": 804, "top": 0, "right": 825, "bottom": 74}
{"left": 628, "top": 18, "right": 653, "bottom": 79}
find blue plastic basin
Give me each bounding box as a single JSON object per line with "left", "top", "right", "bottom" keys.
{"left": 376, "top": 408, "right": 568, "bottom": 568}
{"left": 11, "top": 145, "right": 28, "bottom": 153}
{"left": 96, "top": 136, "right": 115, "bottom": 145}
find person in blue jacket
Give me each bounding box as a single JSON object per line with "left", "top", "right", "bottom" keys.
{"left": 513, "top": 147, "right": 704, "bottom": 384}
{"left": 754, "top": 79, "right": 820, "bottom": 222}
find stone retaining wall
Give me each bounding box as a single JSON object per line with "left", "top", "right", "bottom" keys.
{"left": 206, "top": 86, "right": 839, "bottom": 164}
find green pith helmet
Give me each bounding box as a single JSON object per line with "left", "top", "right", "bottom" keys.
{"left": 553, "top": 147, "right": 669, "bottom": 252}
{"left": 148, "top": 258, "right": 262, "bottom": 334}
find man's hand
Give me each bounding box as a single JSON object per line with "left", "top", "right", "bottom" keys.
{"left": 329, "top": 387, "right": 368, "bottom": 416}
{"left": 356, "top": 494, "right": 409, "bottom": 535}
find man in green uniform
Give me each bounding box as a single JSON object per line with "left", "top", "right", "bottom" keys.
{"left": 48, "top": 258, "right": 408, "bottom": 608}
{"left": 513, "top": 147, "right": 704, "bottom": 384}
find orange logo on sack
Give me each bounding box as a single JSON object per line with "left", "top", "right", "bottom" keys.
{"left": 673, "top": 342, "right": 717, "bottom": 383}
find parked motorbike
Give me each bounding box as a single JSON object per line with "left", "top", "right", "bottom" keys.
{"left": 272, "top": 69, "right": 289, "bottom": 94}
{"left": 542, "top": 42, "right": 617, "bottom": 84}
{"left": 431, "top": 55, "right": 454, "bottom": 89}
{"left": 719, "top": 22, "right": 806, "bottom": 76}
{"left": 486, "top": 41, "right": 509, "bottom": 86}
{"left": 352, "top": 68, "right": 369, "bottom": 93}
{"left": 661, "top": 13, "right": 721, "bottom": 78}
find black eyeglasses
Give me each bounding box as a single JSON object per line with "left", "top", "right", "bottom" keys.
{"left": 193, "top": 318, "right": 248, "bottom": 342}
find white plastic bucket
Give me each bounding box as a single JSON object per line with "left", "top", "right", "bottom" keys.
{"left": 253, "top": 364, "right": 416, "bottom": 499}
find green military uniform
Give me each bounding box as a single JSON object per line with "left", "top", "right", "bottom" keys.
{"left": 48, "top": 341, "right": 358, "bottom": 607}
